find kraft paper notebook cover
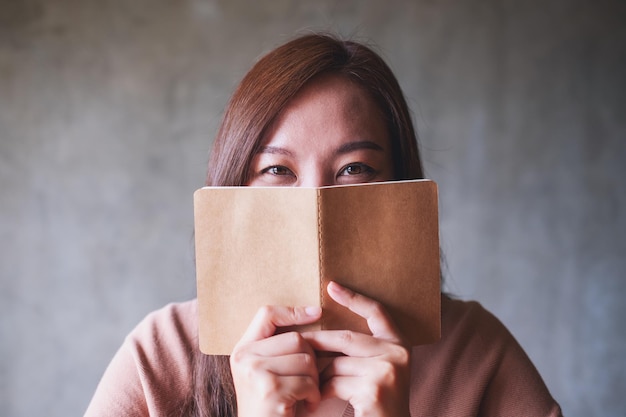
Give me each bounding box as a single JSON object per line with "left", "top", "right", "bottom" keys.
{"left": 194, "top": 179, "right": 441, "bottom": 355}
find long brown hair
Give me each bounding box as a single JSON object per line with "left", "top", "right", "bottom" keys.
{"left": 206, "top": 33, "right": 423, "bottom": 187}
{"left": 185, "top": 33, "right": 425, "bottom": 417}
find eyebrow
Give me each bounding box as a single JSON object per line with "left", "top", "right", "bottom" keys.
{"left": 256, "top": 140, "right": 385, "bottom": 157}
{"left": 335, "top": 140, "right": 385, "bottom": 154}
{"left": 257, "top": 146, "right": 295, "bottom": 157}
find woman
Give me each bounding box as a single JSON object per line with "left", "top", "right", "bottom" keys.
{"left": 86, "top": 33, "right": 562, "bottom": 417}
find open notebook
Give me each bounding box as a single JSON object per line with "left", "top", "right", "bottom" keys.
{"left": 194, "top": 179, "right": 441, "bottom": 355}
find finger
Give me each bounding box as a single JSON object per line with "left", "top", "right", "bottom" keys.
{"left": 273, "top": 375, "right": 321, "bottom": 411}
{"left": 303, "top": 330, "right": 385, "bottom": 357}
{"left": 239, "top": 330, "right": 315, "bottom": 357}
{"left": 327, "top": 281, "right": 402, "bottom": 342}
{"left": 320, "top": 373, "right": 410, "bottom": 416}
{"left": 319, "top": 356, "right": 368, "bottom": 381}
{"left": 319, "top": 375, "right": 360, "bottom": 403}
{"left": 245, "top": 352, "right": 319, "bottom": 382}
{"left": 237, "top": 305, "right": 321, "bottom": 345}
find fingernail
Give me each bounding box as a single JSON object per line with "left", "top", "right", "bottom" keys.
{"left": 305, "top": 306, "right": 321, "bottom": 316}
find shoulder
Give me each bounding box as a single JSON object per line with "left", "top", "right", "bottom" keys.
{"left": 85, "top": 300, "right": 198, "bottom": 417}
{"left": 126, "top": 299, "right": 198, "bottom": 355}
{"left": 124, "top": 299, "right": 198, "bottom": 399}
{"left": 412, "top": 296, "right": 521, "bottom": 385}
{"left": 440, "top": 296, "right": 517, "bottom": 349}
{"left": 409, "top": 296, "right": 562, "bottom": 416}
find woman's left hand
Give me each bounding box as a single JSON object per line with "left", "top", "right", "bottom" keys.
{"left": 302, "top": 281, "right": 411, "bottom": 417}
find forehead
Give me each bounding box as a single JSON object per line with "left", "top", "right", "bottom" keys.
{"left": 289, "top": 74, "right": 382, "bottom": 117}
{"left": 263, "top": 74, "right": 389, "bottom": 147}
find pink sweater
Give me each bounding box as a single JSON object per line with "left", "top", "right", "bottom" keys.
{"left": 85, "top": 297, "right": 562, "bottom": 416}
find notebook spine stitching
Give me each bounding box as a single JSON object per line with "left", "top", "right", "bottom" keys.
{"left": 317, "top": 188, "right": 324, "bottom": 328}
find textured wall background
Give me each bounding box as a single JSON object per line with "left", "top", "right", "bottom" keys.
{"left": 1, "top": 1, "right": 625, "bottom": 416}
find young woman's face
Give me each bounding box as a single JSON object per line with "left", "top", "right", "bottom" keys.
{"left": 247, "top": 75, "right": 394, "bottom": 187}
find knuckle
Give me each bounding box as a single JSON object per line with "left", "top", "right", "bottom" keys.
{"left": 367, "top": 383, "right": 384, "bottom": 401}
{"left": 345, "top": 288, "right": 357, "bottom": 301}
{"left": 302, "top": 374, "right": 317, "bottom": 389}
{"left": 369, "top": 300, "right": 386, "bottom": 317}
{"left": 289, "top": 306, "right": 301, "bottom": 321}
{"left": 258, "top": 373, "right": 280, "bottom": 396}
{"left": 275, "top": 403, "right": 290, "bottom": 416}
{"left": 338, "top": 330, "right": 354, "bottom": 345}
{"left": 299, "top": 352, "right": 315, "bottom": 372}
{"left": 286, "top": 330, "right": 303, "bottom": 346}
{"left": 394, "top": 345, "right": 411, "bottom": 366}
{"left": 378, "top": 360, "right": 397, "bottom": 380}
{"left": 258, "top": 305, "right": 273, "bottom": 319}
{"left": 286, "top": 331, "right": 309, "bottom": 351}
{"left": 230, "top": 348, "right": 247, "bottom": 366}
{"left": 275, "top": 400, "right": 296, "bottom": 416}
{"left": 230, "top": 349, "right": 260, "bottom": 375}
{"left": 300, "top": 352, "right": 312, "bottom": 366}
{"left": 247, "top": 356, "right": 265, "bottom": 373}
{"left": 386, "top": 342, "right": 410, "bottom": 363}
{"left": 375, "top": 352, "right": 410, "bottom": 388}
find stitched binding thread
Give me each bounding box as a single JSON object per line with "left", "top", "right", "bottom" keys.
{"left": 317, "top": 188, "right": 324, "bottom": 328}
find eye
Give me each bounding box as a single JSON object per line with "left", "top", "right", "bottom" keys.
{"left": 338, "top": 163, "right": 374, "bottom": 177}
{"left": 262, "top": 165, "right": 294, "bottom": 176}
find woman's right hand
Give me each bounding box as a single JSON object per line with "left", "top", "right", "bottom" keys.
{"left": 230, "top": 305, "right": 323, "bottom": 417}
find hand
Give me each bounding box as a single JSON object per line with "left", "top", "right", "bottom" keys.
{"left": 230, "top": 305, "right": 323, "bottom": 417}
{"left": 303, "top": 282, "right": 411, "bottom": 417}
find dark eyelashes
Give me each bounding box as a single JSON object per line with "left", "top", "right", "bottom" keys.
{"left": 260, "top": 165, "right": 294, "bottom": 176}
{"left": 339, "top": 163, "right": 376, "bottom": 176}
{"left": 259, "top": 163, "right": 377, "bottom": 179}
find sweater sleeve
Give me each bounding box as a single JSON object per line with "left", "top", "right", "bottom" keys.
{"left": 84, "top": 301, "right": 197, "bottom": 417}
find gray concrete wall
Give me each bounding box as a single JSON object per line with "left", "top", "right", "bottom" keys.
{"left": 1, "top": 1, "right": 625, "bottom": 416}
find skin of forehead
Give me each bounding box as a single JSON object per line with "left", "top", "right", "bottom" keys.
{"left": 262, "top": 74, "right": 390, "bottom": 155}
